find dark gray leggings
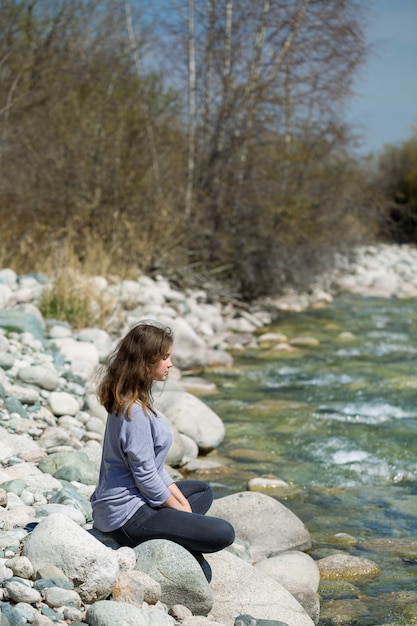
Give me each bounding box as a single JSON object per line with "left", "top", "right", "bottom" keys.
{"left": 108, "top": 480, "right": 235, "bottom": 554}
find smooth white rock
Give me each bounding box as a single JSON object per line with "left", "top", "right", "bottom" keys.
{"left": 255, "top": 550, "right": 320, "bottom": 592}
{"left": 206, "top": 550, "right": 314, "bottom": 626}
{"left": 209, "top": 492, "right": 311, "bottom": 563}
{"left": 47, "top": 391, "right": 80, "bottom": 417}
{"left": 154, "top": 391, "right": 225, "bottom": 451}
{"left": 22, "top": 513, "right": 119, "bottom": 603}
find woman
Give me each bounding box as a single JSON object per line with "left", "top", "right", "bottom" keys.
{"left": 91, "top": 321, "right": 235, "bottom": 581}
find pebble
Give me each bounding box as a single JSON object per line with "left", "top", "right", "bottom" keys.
{"left": 317, "top": 553, "right": 381, "bottom": 581}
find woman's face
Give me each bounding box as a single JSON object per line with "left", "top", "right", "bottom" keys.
{"left": 152, "top": 347, "right": 173, "bottom": 381}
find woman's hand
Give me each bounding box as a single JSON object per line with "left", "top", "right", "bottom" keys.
{"left": 161, "top": 483, "right": 192, "bottom": 512}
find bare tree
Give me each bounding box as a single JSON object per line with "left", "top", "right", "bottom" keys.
{"left": 0, "top": 0, "right": 371, "bottom": 298}
{"left": 149, "top": 0, "right": 369, "bottom": 295}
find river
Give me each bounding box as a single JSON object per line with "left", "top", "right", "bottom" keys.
{"left": 203, "top": 295, "right": 417, "bottom": 625}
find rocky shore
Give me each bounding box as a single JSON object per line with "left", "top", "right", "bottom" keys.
{"left": 0, "top": 243, "right": 415, "bottom": 626}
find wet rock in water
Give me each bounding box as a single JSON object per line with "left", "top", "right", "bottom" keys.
{"left": 181, "top": 376, "right": 218, "bottom": 395}
{"left": 336, "top": 331, "right": 357, "bottom": 342}
{"left": 289, "top": 336, "right": 319, "bottom": 347}
{"left": 327, "top": 533, "right": 357, "bottom": 547}
{"left": 317, "top": 598, "right": 368, "bottom": 624}
{"left": 247, "top": 475, "right": 290, "bottom": 493}
{"left": 357, "top": 537, "right": 417, "bottom": 557}
{"left": 228, "top": 448, "right": 281, "bottom": 464}
{"left": 271, "top": 343, "right": 299, "bottom": 352}
{"left": 242, "top": 399, "right": 308, "bottom": 417}
{"left": 317, "top": 553, "right": 381, "bottom": 581}
{"left": 402, "top": 552, "right": 417, "bottom": 563}
{"left": 317, "top": 579, "right": 359, "bottom": 599}
{"left": 258, "top": 332, "right": 288, "bottom": 344}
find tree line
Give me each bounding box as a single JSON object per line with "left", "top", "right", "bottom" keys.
{"left": 0, "top": 0, "right": 412, "bottom": 300}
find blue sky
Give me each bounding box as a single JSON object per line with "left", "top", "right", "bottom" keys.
{"left": 346, "top": 0, "right": 417, "bottom": 154}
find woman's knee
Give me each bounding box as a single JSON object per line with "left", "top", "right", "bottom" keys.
{"left": 220, "top": 519, "right": 235, "bottom": 548}
{"left": 207, "top": 517, "right": 235, "bottom": 551}
{"left": 177, "top": 479, "right": 212, "bottom": 496}
{"left": 179, "top": 480, "right": 214, "bottom": 514}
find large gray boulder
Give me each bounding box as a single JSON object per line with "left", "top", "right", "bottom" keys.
{"left": 209, "top": 492, "right": 311, "bottom": 562}
{"left": 255, "top": 552, "right": 321, "bottom": 624}
{"left": 254, "top": 551, "right": 320, "bottom": 592}
{"left": 165, "top": 423, "right": 198, "bottom": 466}
{"left": 206, "top": 550, "right": 314, "bottom": 626}
{"left": 22, "top": 514, "right": 119, "bottom": 603}
{"left": 154, "top": 391, "right": 225, "bottom": 452}
{"left": 134, "top": 539, "right": 213, "bottom": 615}
{"left": 160, "top": 317, "right": 208, "bottom": 370}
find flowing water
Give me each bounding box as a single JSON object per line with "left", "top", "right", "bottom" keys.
{"left": 202, "top": 296, "right": 417, "bottom": 625}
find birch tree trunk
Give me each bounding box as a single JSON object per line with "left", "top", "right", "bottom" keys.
{"left": 185, "top": 0, "right": 196, "bottom": 218}
{"left": 201, "top": 0, "right": 216, "bottom": 153}
{"left": 124, "top": 0, "right": 164, "bottom": 207}
{"left": 236, "top": 0, "right": 311, "bottom": 185}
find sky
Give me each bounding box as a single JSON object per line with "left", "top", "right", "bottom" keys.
{"left": 346, "top": 0, "right": 417, "bottom": 155}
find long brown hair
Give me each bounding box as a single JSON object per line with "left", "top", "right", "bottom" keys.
{"left": 97, "top": 321, "right": 173, "bottom": 418}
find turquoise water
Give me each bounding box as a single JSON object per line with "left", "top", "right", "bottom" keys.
{"left": 203, "top": 296, "right": 417, "bottom": 625}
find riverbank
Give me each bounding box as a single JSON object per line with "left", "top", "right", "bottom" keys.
{"left": 259, "top": 243, "right": 417, "bottom": 313}
{"left": 0, "top": 242, "right": 416, "bottom": 625}
{"left": 0, "top": 272, "right": 320, "bottom": 624}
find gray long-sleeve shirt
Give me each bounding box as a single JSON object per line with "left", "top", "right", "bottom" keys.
{"left": 91, "top": 402, "right": 174, "bottom": 533}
